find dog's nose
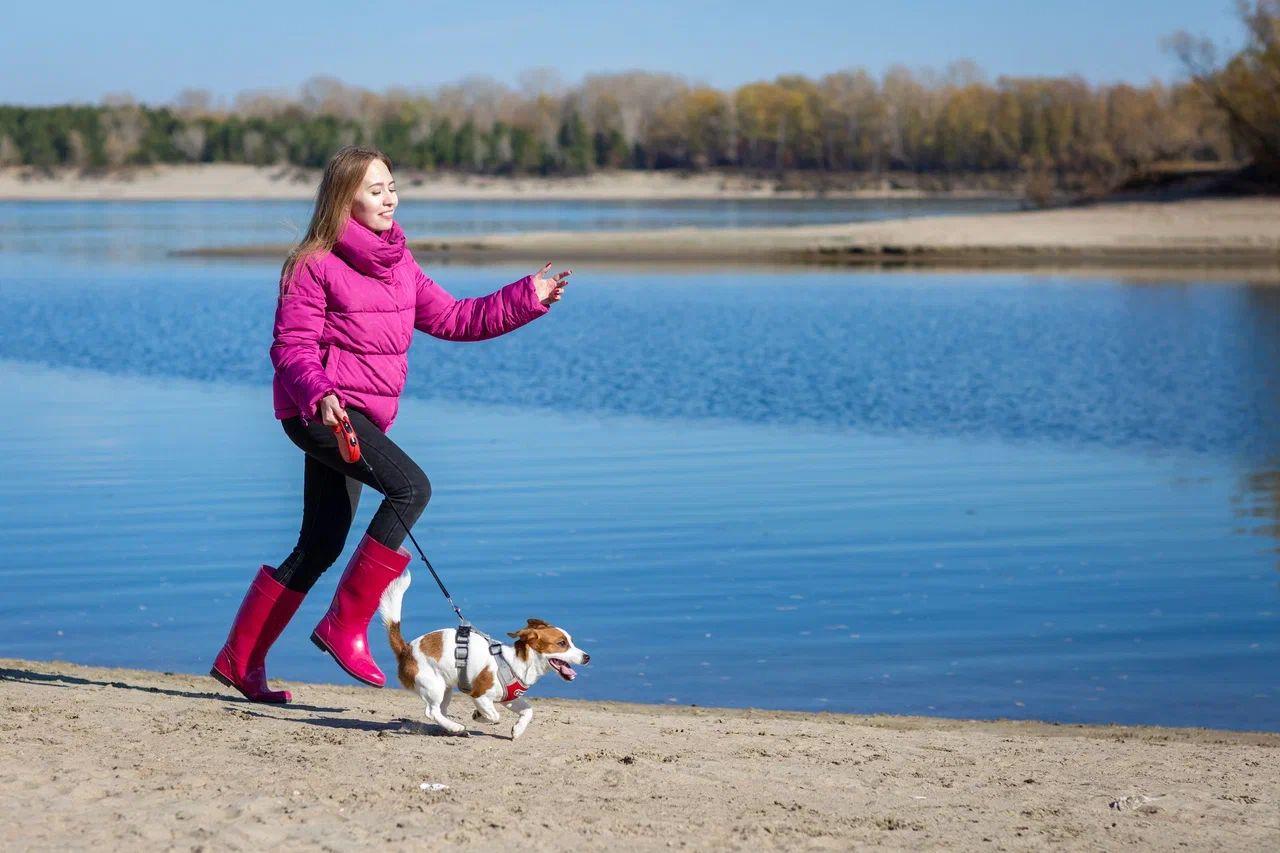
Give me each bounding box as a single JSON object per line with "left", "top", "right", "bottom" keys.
{"left": 582, "top": 652, "right": 590, "bottom": 665}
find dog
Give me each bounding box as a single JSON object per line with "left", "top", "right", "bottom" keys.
{"left": 377, "top": 571, "right": 589, "bottom": 739}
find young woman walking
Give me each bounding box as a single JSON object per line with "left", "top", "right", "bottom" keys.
{"left": 211, "top": 145, "right": 570, "bottom": 703}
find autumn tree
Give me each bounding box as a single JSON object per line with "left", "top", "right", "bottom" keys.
{"left": 1169, "top": 0, "right": 1280, "bottom": 176}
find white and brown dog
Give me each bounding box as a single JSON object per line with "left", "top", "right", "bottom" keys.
{"left": 378, "top": 571, "right": 589, "bottom": 739}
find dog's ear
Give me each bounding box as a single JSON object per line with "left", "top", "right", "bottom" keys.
{"left": 525, "top": 618, "right": 552, "bottom": 628}
{"left": 508, "top": 625, "right": 540, "bottom": 660}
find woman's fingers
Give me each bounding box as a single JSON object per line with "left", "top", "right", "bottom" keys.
{"left": 318, "top": 394, "right": 347, "bottom": 428}
{"left": 535, "top": 264, "right": 570, "bottom": 305}
{"left": 538, "top": 263, "right": 574, "bottom": 282}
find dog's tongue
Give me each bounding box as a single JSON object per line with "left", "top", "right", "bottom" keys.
{"left": 550, "top": 658, "right": 576, "bottom": 680}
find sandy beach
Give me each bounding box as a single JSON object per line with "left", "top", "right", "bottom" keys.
{"left": 395, "top": 197, "right": 1280, "bottom": 269}
{"left": 170, "top": 195, "right": 1280, "bottom": 276}
{"left": 1, "top": 658, "right": 1276, "bottom": 850}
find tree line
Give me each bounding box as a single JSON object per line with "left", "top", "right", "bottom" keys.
{"left": 1, "top": 3, "right": 1273, "bottom": 191}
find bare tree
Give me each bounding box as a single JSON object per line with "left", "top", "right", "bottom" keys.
{"left": 173, "top": 124, "right": 207, "bottom": 162}
{"left": 518, "top": 67, "right": 566, "bottom": 100}
{"left": 66, "top": 128, "right": 91, "bottom": 168}
{"left": 101, "top": 103, "right": 146, "bottom": 166}
{"left": 1167, "top": 0, "right": 1280, "bottom": 172}
{"left": 172, "top": 88, "right": 217, "bottom": 118}
{"left": 0, "top": 135, "right": 21, "bottom": 166}
{"left": 233, "top": 88, "right": 293, "bottom": 119}
{"left": 297, "top": 75, "right": 367, "bottom": 120}
{"left": 820, "top": 69, "right": 882, "bottom": 171}
{"left": 580, "top": 71, "right": 687, "bottom": 164}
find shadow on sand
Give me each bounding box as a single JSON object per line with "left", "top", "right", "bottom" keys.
{"left": 0, "top": 665, "right": 344, "bottom": 714}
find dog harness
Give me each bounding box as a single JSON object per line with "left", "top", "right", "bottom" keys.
{"left": 454, "top": 625, "right": 528, "bottom": 702}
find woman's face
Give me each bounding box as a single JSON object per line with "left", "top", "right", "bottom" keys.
{"left": 349, "top": 159, "right": 397, "bottom": 232}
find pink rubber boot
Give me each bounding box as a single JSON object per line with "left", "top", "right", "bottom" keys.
{"left": 211, "top": 565, "right": 305, "bottom": 703}
{"left": 310, "top": 533, "right": 411, "bottom": 687}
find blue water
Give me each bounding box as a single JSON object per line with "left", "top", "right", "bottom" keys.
{"left": 0, "top": 201, "right": 1276, "bottom": 730}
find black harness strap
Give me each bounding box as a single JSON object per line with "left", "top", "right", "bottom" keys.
{"left": 454, "top": 625, "right": 473, "bottom": 692}
{"left": 454, "top": 625, "right": 523, "bottom": 699}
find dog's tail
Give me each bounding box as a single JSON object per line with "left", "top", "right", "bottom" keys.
{"left": 378, "top": 570, "right": 413, "bottom": 659}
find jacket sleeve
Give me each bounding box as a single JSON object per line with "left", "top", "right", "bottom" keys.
{"left": 413, "top": 259, "right": 550, "bottom": 342}
{"left": 270, "top": 257, "right": 342, "bottom": 422}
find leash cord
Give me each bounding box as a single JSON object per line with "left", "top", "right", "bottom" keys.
{"left": 355, "top": 438, "right": 514, "bottom": 686}
{"left": 353, "top": 453, "right": 469, "bottom": 626}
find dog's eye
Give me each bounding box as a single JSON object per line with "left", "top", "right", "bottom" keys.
{"left": 559, "top": 639, "right": 569, "bottom": 648}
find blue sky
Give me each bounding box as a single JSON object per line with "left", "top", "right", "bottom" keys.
{"left": 4, "top": 1, "right": 1246, "bottom": 106}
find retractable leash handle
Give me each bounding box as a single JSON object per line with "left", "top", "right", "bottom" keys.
{"left": 329, "top": 411, "right": 470, "bottom": 626}
{"left": 333, "top": 411, "right": 361, "bottom": 464}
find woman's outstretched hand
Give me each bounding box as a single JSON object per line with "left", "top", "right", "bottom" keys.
{"left": 533, "top": 262, "right": 571, "bottom": 306}
{"left": 318, "top": 393, "right": 347, "bottom": 428}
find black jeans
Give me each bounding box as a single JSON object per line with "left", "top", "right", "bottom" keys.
{"left": 272, "top": 407, "right": 431, "bottom": 593}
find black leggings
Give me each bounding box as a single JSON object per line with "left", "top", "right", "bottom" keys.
{"left": 272, "top": 407, "right": 431, "bottom": 593}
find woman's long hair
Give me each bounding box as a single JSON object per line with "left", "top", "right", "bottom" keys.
{"left": 279, "top": 145, "right": 393, "bottom": 297}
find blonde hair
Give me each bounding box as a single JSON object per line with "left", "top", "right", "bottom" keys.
{"left": 279, "top": 145, "right": 394, "bottom": 296}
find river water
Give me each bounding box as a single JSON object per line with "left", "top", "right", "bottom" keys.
{"left": 0, "top": 198, "right": 1275, "bottom": 730}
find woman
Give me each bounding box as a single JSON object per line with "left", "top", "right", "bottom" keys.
{"left": 211, "top": 145, "right": 569, "bottom": 703}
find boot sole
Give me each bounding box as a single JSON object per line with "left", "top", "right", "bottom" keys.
{"left": 310, "top": 632, "right": 385, "bottom": 688}
{"left": 209, "top": 665, "right": 291, "bottom": 704}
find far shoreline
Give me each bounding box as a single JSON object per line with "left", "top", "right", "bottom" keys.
{"left": 0, "top": 163, "right": 1018, "bottom": 202}
{"left": 172, "top": 196, "right": 1280, "bottom": 279}
{"left": 9, "top": 164, "right": 1277, "bottom": 277}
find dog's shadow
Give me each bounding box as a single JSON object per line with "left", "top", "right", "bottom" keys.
{"left": 238, "top": 707, "right": 514, "bottom": 740}
{"left": 0, "top": 666, "right": 343, "bottom": 714}
{"left": 4, "top": 665, "right": 510, "bottom": 737}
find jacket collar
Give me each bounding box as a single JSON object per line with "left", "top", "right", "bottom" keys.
{"left": 333, "top": 215, "right": 406, "bottom": 279}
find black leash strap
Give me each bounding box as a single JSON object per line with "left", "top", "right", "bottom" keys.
{"left": 352, "top": 453, "right": 468, "bottom": 626}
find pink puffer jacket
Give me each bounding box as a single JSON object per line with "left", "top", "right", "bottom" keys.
{"left": 271, "top": 216, "right": 549, "bottom": 433}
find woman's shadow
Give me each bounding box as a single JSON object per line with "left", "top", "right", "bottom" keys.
{"left": 0, "top": 665, "right": 344, "bottom": 714}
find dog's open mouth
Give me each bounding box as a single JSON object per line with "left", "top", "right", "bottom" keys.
{"left": 549, "top": 658, "right": 576, "bottom": 681}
